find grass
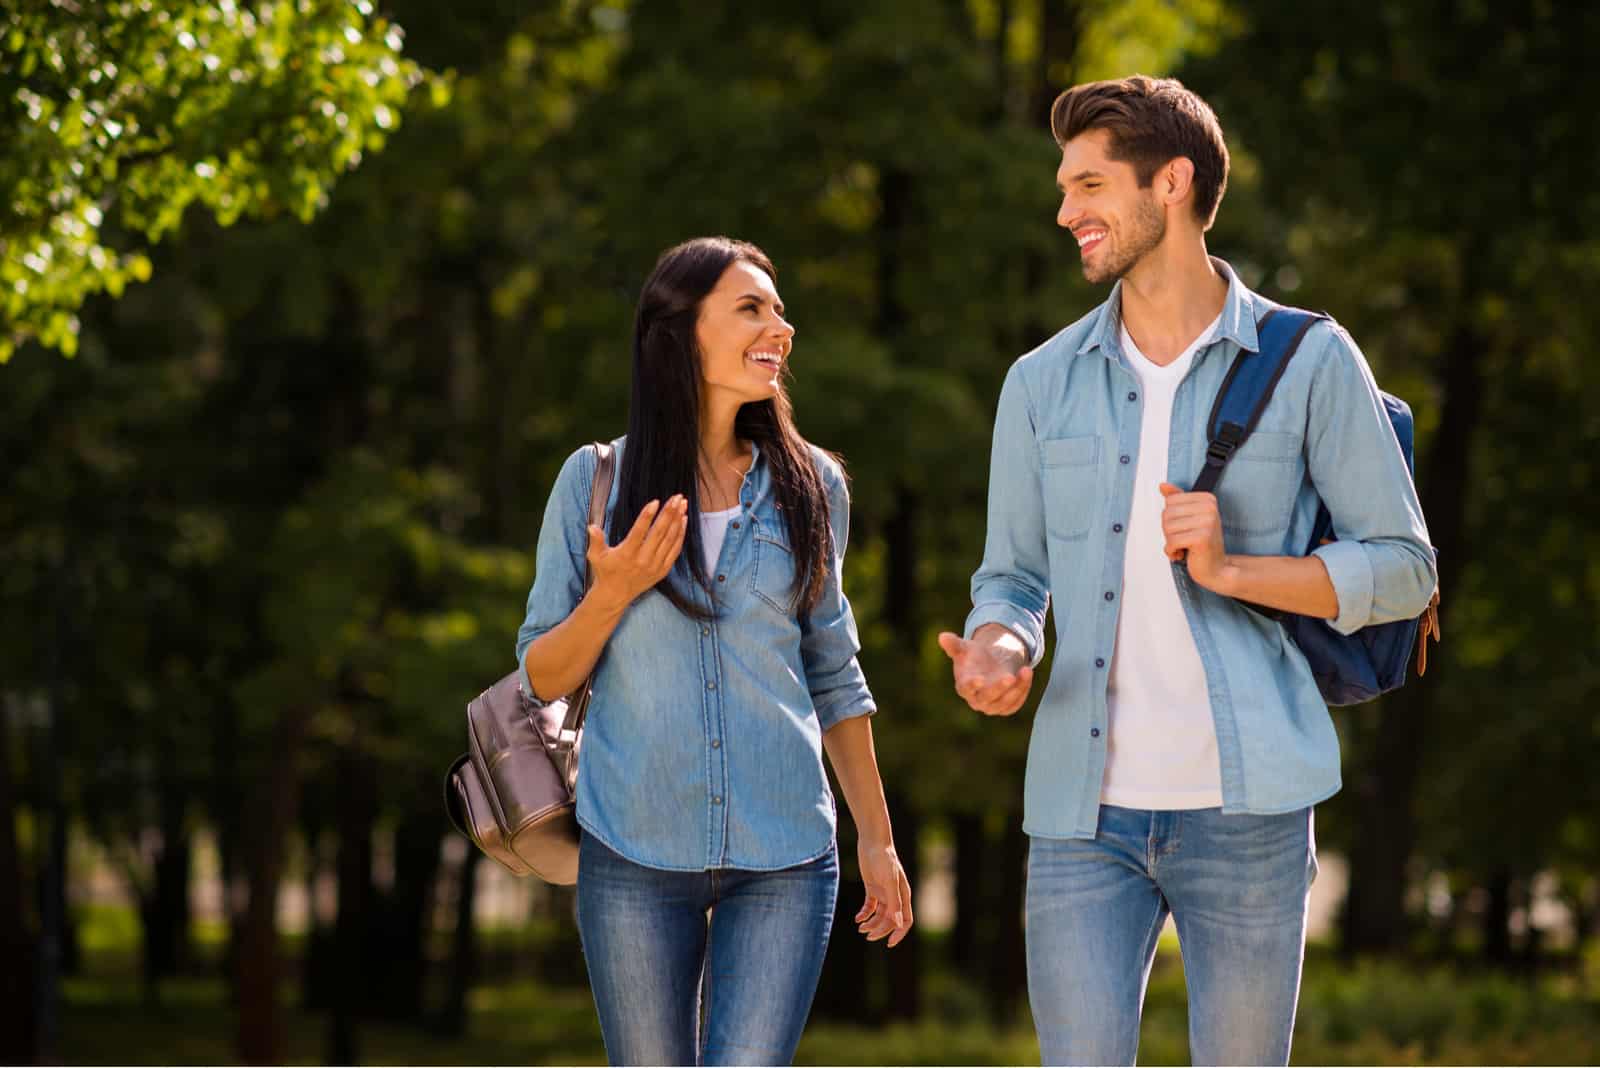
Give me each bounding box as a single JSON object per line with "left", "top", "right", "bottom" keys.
{"left": 58, "top": 911, "right": 1600, "bottom": 1065}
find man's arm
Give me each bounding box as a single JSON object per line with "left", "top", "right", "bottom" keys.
{"left": 1159, "top": 322, "right": 1436, "bottom": 623}
{"left": 941, "top": 365, "right": 1050, "bottom": 715}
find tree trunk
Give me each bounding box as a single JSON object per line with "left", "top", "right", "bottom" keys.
{"left": 950, "top": 812, "right": 988, "bottom": 970}
{"left": 1340, "top": 322, "right": 1482, "bottom": 955}
{"left": 140, "top": 757, "right": 193, "bottom": 1003}
{"left": 0, "top": 710, "right": 38, "bottom": 1063}
{"left": 235, "top": 704, "right": 314, "bottom": 1065}
{"left": 1482, "top": 868, "right": 1513, "bottom": 965}
{"left": 986, "top": 818, "right": 1029, "bottom": 1025}
{"left": 377, "top": 797, "right": 442, "bottom": 1024}
{"left": 327, "top": 747, "right": 375, "bottom": 1065}
{"left": 437, "top": 845, "right": 481, "bottom": 1037}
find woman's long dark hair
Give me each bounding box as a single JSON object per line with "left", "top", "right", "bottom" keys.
{"left": 615, "top": 236, "right": 834, "bottom": 620}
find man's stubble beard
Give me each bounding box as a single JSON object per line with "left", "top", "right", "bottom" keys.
{"left": 1083, "top": 195, "right": 1166, "bottom": 286}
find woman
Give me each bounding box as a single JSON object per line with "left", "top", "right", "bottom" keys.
{"left": 516, "top": 236, "right": 912, "bottom": 1066}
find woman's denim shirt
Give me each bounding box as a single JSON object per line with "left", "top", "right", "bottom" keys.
{"left": 516, "top": 438, "right": 875, "bottom": 872}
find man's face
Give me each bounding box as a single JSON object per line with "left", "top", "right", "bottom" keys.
{"left": 1055, "top": 129, "right": 1166, "bottom": 285}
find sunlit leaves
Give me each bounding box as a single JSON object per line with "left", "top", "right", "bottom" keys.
{"left": 0, "top": 0, "right": 435, "bottom": 361}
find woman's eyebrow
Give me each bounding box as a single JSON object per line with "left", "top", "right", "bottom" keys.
{"left": 738, "top": 292, "right": 784, "bottom": 314}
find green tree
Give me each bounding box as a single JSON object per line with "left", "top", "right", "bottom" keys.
{"left": 0, "top": 0, "right": 428, "bottom": 361}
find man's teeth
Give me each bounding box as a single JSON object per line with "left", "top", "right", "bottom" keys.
{"left": 1076, "top": 230, "right": 1105, "bottom": 248}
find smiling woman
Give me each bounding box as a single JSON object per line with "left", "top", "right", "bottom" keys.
{"left": 513, "top": 237, "right": 914, "bottom": 1066}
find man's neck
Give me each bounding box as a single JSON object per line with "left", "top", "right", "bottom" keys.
{"left": 1117, "top": 238, "right": 1228, "bottom": 367}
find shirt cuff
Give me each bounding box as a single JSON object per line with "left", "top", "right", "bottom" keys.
{"left": 964, "top": 601, "right": 1044, "bottom": 667}
{"left": 816, "top": 694, "right": 876, "bottom": 733}
{"left": 1313, "top": 540, "right": 1374, "bottom": 636}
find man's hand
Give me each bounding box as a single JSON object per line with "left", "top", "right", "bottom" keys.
{"left": 937, "top": 623, "right": 1034, "bottom": 716}
{"left": 1159, "top": 482, "right": 1232, "bottom": 592}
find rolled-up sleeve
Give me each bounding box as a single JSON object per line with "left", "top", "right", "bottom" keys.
{"left": 514, "top": 445, "right": 596, "bottom": 690}
{"left": 964, "top": 365, "right": 1051, "bottom": 665}
{"left": 802, "top": 455, "right": 876, "bottom": 731}
{"left": 1305, "top": 325, "right": 1438, "bottom": 635}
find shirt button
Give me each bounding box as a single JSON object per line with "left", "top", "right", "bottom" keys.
{"left": 707, "top": 681, "right": 717, "bottom": 691}
{"left": 717, "top": 573, "right": 726, "bottom": 582}
{"left": 1095, "top": 657, "right": 1105, "bottom": 668}
{"left": 1113, "top": 523, "right": 1123, "bottom": 533}
{"left": 1104, "top": 591, "right": 1115, "bottom": 601}
{"left": 1119, "top": 454, "right": 1130, "bottom": 465}
{"left": 731, "top": 521, "right": 740, "bottom": 529}
{"left": 701, "top": 626, "right": 711, "bottom": 636}
{"left": 1090, "top": 728, "right": 1101, "bottom": 738}
{"left": 712, "top": 796, "right": 723, "bottom": 805}
{"left": 1127, "top": 391, "right": 1138, "bottom": 401}
{"left": 711, "top": 739, "right": 721, "bottom": 749}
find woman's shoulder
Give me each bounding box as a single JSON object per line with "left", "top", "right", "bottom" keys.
{"left": 802, "top": 442, "right": 852, "bottom": 505}
{"left": 554, "top": 435, "right": 627, "bottom": 493}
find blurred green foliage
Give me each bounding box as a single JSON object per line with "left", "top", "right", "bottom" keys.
{"left": 0, "top": 0, "right": 431, "bottom": 360}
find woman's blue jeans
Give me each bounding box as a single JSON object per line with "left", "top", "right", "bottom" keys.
{"left": 1026, "top": 805, "right": 1317, "bottom": 1066}
{"left": 576, "top": 832, "right": 839, "bottom": 1066}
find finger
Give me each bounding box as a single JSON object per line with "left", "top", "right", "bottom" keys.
{"left": 620, "top": 500, "right": 661, "bottom": 551}
{"left": 887, "top": 869, "right": 913, "bottom": 948}
{"left": 1158, "top": 481, "right": 1185, "bottom": 498}
{"left": 639, "top": 495, "right": 684, "bottom": 556}
{"left": 937, "top": 631, "right": 967, "bottom": 663}
{"left": 856, "top": 892, "right": 883, "bottom": 929}
{"left": 643, "top": 497, "right": 687, "bottom": 570}
{"left": 586, "top": 524, "right": 607, "bottom": 561}
{"left": 653, "top": 509, "right": 688, "bottom": 576}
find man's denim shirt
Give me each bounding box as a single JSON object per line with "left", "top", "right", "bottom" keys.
{"left": 965, "top": 259, "right": 1437, "bottom": 840}
{"left": 516, "top": 439, "right": 875, "bottom": 872}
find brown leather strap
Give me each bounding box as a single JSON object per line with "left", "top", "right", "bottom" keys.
{"left": 559, "top": 442, "right": 617, "bottom": 757}
{"left": 1415, "top": 588, "right": 1441, "bottom": 676}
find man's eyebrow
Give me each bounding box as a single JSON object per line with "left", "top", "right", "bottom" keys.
{"left": 1059, "top": 169, "right": 1106, "bottom": 190}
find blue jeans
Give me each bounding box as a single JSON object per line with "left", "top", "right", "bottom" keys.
{"left": 1026, "top": 805, "right": 1317, "bottom": 1066}
{"left": 576, "top": 832, "right": 839, "bottom": 1066}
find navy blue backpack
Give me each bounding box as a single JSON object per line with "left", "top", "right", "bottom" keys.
{"left": 1192, "top": 307, "right": 1440, "bottom": 706}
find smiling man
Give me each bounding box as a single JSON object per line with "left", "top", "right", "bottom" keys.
{"left": 936, "top": 77, "right": 1436, "bottom": 1065}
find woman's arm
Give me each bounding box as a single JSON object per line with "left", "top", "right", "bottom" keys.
{"left": 524, "top": 496, "right": 688, "bottom": 701}
{"left": 823, "top": 714, "right": 913, "bottom": 947}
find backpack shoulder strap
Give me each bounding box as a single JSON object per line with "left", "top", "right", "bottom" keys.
{"left": 1191, "top": 306, "right": 1329, "bottom": 494}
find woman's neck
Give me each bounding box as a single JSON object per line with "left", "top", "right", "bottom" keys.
{"left": 697, "top": 396, "right": 752, "bottom": 508}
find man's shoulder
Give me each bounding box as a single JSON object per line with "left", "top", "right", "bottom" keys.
{"left": 1008, "top": 299, "right": 1110, "bottom": 382}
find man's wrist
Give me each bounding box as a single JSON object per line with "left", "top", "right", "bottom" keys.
{"left": 973, "top": 623, "right": 1029, "bottom": 668}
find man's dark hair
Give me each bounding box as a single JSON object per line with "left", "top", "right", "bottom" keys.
{"left": 1050, "top": 75, "right": 1229, "bottom": 229}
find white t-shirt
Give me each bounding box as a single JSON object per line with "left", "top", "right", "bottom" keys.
{"left": 1100, "top": 313, "right": 1225, "bottom": 810}
{"left": 700, "top": 505, "right": 741, "bottom": 574}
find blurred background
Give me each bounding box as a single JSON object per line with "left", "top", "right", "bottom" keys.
{"left": 3, "top": 0, "right": 1597, "bottom": 1064}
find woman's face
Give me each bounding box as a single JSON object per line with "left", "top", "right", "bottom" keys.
{"left": 696, "top": 259, "right": 794, "bottom": 406}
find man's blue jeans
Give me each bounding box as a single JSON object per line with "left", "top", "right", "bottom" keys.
{"left": 576, "top": 832, "right": 838, "bottom": 1066}
{"left": 1026, "top": 805, "right": 1317, "bottom": 1066}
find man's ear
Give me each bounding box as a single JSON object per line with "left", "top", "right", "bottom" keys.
{"left": 1162, "top": 156, "right": 1197, "bottom": 208}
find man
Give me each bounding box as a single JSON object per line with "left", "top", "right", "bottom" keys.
{"left": 937, "top": 76, "right": 1436, "bottom": 1065}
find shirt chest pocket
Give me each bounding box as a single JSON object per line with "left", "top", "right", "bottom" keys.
{"left": 750, "top": 518, "right": 797, "bottom": 614}
{"left": 1216, "top": 430, "right": 1304, "bottom": 538}
{"left": 1040, "top": 435, "right": 1100, "bottom": 541}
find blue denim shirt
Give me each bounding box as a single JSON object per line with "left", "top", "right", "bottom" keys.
{"left": 965, "top": 259, "right": 1437, "bottom": 839}
{"left": 516, "top": 438, "right": 875, "bottom": 872}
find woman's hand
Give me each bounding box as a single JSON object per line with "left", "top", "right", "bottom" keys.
{"left": 587, "top": 496, "right": 688, "bottom": 610}
{"left": 855, "top": 837, "right": 913, "bottom": 947}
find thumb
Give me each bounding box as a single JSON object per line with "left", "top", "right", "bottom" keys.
{"left": 1159, "top": 481, "right": 1183, "bottom": 498}
{"left": 586, "top": 525, "right": 607, "bottom": 556}
{"left": 937, "top": 631, "right": 967, "bottom": 662}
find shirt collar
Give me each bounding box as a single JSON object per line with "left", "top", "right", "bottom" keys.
{"left": 1075, "top": 255, "right": 1262, "bottom": 359}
